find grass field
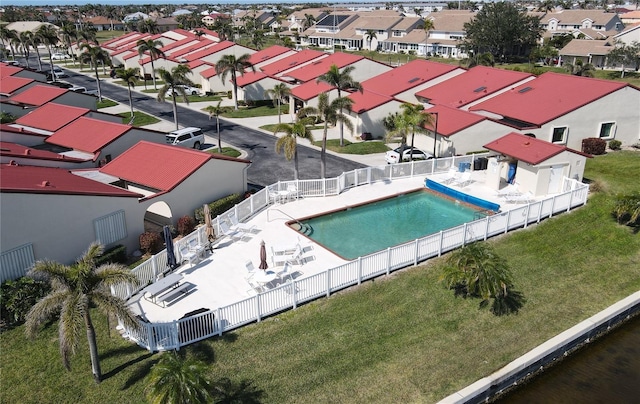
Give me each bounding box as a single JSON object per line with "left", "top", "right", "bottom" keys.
{"left": 1, "top": 151, "right": 638, "bottom": 403}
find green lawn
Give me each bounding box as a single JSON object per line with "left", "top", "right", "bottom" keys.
{"left": 312, "top": 139, "right": 390, "bottom": 155}
{"left": 206, "top": 147, "right": 241, "bottom": 159}
{"left": 220, "top": 104, "right": 288, "bottom": 119}
{"left": 117, "top": 111, "right": 160, "bottom": 127}
{"left": 96, "top": 99, "right": 117, "bottom": 109}
{"left": 1, "top": 152, "right": 638, "bottom": 403}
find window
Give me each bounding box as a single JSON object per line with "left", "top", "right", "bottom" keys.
{"left": 392, "top": 30, "right": 402, "bottom": 37}
{"left": 551, "top": 127, "right": 568, "bottom": 144}
{"left": 599, "top": 122, "right": 616, "bottom": 139}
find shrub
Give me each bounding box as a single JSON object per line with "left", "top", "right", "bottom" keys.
{"left": 1, "top": 277, "right": 50, "bottom": 329}
{"left": 632, "top": 142, "right": 640, "bottom": 150}
{"left": 177, "top": 215, "right": 195, "bottom": 236}
{"left": 608, "top": 139, "right": 622, "bottom": 151}
{"left": 94, "top": 244, "right": 127, "bottom": 266}
{"left": 139, "top": 231, "right": 163, "bottom": 254}
{"left": 194, "top": 193, "right": 243, "bottom": 224}
{"left": 227, "top": 90, "right": 232, "bottom": 99}
{"left": 581, "top": 137, "right": 606, "bottom": 155}
{"left": 612, "top": 192, "right": 640, "bottom": 228}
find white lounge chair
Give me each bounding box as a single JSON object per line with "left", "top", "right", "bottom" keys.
{"left": 271, "top": 244, "right": 303, "bottom": 266}
{"left": 440, "top": 168, "right": 460, "bottom": 184}
{"left": 505, "top": 191, "right": 533, "bottom": 204}
{"left": 276, "top": 261, "right": 295, "bottom": 282}
{"left": 179, "top": 246, "right": 198, "bottom": 267}
{"left": 219, "top": 221, "right": 248, "bottom": 242}
{"left": 286, "top": 184, "right": 299, "bottom": 201}
{"left": 228, "top": 212, "right": 256, "bottom": 233}
{"left": 496, "top": 183, "right": 520, "bottom": 198}
{"left": 245, "top": 260, "right": 257, "bottom": 279}
{"left": 187, "top": 237, "right": 205, "bottom": 258}
{"left": 452, "top": 171, "right": 472, "bottom": 187}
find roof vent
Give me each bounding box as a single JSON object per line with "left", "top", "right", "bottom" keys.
{"left": 473, "top": 86, "right": 486, "bottom": 93}
{"left": 24, "top": 149, "right": 31, "bottom": 155}
{"left": 408, "top": 77, "right": 420, "bottom": 83}
{"left": 8, "top": 160, "right": 18, "bottom": 166}
{"left": 40, "top": 180, "right": 51, "bottom": 187}
{"left": 518, "top": 87, "right": 533, "bottom": 94}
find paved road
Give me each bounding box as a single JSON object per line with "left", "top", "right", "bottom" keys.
{"left": 60, "top": 68, "right": 367, "bottom": 188}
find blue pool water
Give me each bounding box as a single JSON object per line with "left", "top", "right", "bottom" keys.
{"left": 297, "top": 190, "right": 484, "bottom": 260}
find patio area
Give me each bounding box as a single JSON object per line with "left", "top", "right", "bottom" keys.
{"left": 127, "top": 169, "right": 537, "bottom": 324}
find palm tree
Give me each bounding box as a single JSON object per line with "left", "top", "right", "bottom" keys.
{"left": 116, "top": 67, "right": 139, "bottom": 119}
{"left": 17, "top": 31, "right": 36, "bottom": 70}
{"left": 25, "top": 242, "right": 139, "bottom": 383}
{"left": 399, "top": 103, "right": 433, "bottom": 161}
{"left": 203, "top": 101, "right": 225, "bottom": 153}
{"left": 145, "top": 352, "right": 212, "bottom": 404}
{"left": 364, "top": 29, "right": 377, "bottom": 51}
{"left": 80, "top": 43, "right": 110, "bottom": 102}
{"left": 157, "top": 64, "right": 194, "bottom": 130}
{"left": 0, "top": 27, "right": 18, "bottom": 61}
{"left": 59, "top": 22, "right": 77, "bottom": 58}
{"left": 264, "top": 83, "right": 292, "bottom": 124}
{"left": 136, "top": 38, "right": 165, "bottom": 90}
{"left": 303, "top": 13, "right": 316, "bottom": 31}
{"left": 215, "top": 53, "right": 255, "bottom": 110}
{"left": 298, "top": 93, "right": 354, "bottom": 178}
{"left": 273, "top": 117, "right": 314, "bottom": 179}
{"left": 440, "top": 242, "right": 516, "bottom": 311}
{"left": 316, "top": 64, "right": 363, "bottom": 147}
{"left": 422, "top": 17, "right": 435, "bottom": 58}
{"left": 36, "top": 25, "right": 61, "bottom": 79}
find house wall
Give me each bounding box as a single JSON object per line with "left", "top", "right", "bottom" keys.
{"left": 86, "top": 111, "right": 123, "bottom": 124}
{"left": 54, "top": 93, "right": 98, "bottom": 110}
{"left": 531, "top": 86, "right": 640, "bottom": 149}
{"left": 348, "top": 99, "right": 403, "bottom": 138}
{"left": 0, "top": 192, "right": 142, "bottom": 266}
{"left": 0, "top": 103, "right": 28, "bottom": 118}
{"left": 348, "top": 59, "right": 393, "bottom": 82}
{"left": 439, "top": 120, "right": 514, "bottom": 157}
{"left": 614, "top": 27, "right": 640, "bottom": 45}
{"left": 240, "top": 77, "right": 288, "bottom": 101}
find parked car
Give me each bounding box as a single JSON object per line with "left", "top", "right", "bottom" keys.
{"left": 1, "top": 60, "right": 21, "bottom": 67}
{"left": 49, "top": 81, "right": 74, "bottom": 89}
{"left": 69, "top": 86, "right": 98, "bottom": 96}
{"left": 165, "top": 127, "right": 204, "bottom": 149}
{"left": 385, "top": 146, "right": 433, "bottom": 164}
{"left": 52, "top": 66, "right": 68, "bottom": 79}
{"left": 51, "top": 53, "right": 71, "bottom": 60}
{"left": 170, "top": 84, "right": 202, "bottom": 96}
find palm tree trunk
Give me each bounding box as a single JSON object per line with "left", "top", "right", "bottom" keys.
{"left": 321, "top": 124, "right": 328, "bottom": 178}
{"left": 216, "top": 117, "right": 222, "bottom": 153}
{"left": 94, "top": 66, "right": 102, "bottom": 102}
{"left": 293, "top": 142, "right": 299, "bottom": 180}
{"left": 232, "top": 71, "right": 239, "bottom": 110}
{"left": 128, "top": 85, "right": 134, "bottom": 117}
{"left": 277, "top": 98, "right": 281, "bottom": 124}
{"left": 410, "top": 129, "right": 416, "bottom": 160}
{"left": 84, "top": 312, "right": 102, "bottom": 383}
{"left": 150, "top": 59, "right": 157, "bottom": 90}
{"left": 337, "top": 89, "right": 344, "bottom": 147}
{"left": 171, "top": 94, "right": 179, "bottom": 130}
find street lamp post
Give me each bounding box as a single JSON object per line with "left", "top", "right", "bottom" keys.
{"left": 431, "top": 112, "right": 439, "bottom": 159}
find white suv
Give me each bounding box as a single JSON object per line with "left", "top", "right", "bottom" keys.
{"left": 165, "top": 127, "right": 204, "bottom": 149}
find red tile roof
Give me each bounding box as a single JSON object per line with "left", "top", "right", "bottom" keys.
{"left": 0, "top": 65, "right": 22, "bottom": 78}
{"left": 101, "top": 31, "right": 142, "bottom": 49}
{"left": 259, "top": 49, "right": 326, "bottom": 76}
{"left": 348, "top": 90, "right": 393, "bottom": 113}
{"left": 200, "top": 65, "right": 218, "bottom": 79}
{"left": 9, "top": 85, "right": 67, "bottom": 106}
{"left": 415, "top": 66, "right": 534, "bottom": 108}
{"left": 235, "top": 71, "right": 269, "bottom": 87}
{"left": 422, "top": 105, "right": 487, "bottom": 137}
{"left": 470, "top": 72, "right": 628, "bottom": 126}
{"left": 284, "top": 53, "right": 363, "bottom": 83}
{"left": 15, "top": 103, "right": 90, "bottom": 132}
{"left": 248, "top": 45, "right": 293, "bottom": 65}
{"left": 45, "top": 117, "right": 130, "bottom": 153}
{"left": 361, "top": 59, "right": 460, "bottom": 96}
{"left": 291, "top": 80, "right": 335, "bottom": 101}
{"left": 483, "top": 132, "right": 588, "bottom": 165}
{"left": 0, "top": 76, "right": 35, "bottom": 94}
{"left": 0, "top": 164, "right": 140, "bottom": 197}
{"left": 182, "top": 40, "right": 234, "bottom": 62}
{"left": 0, "top": 141, "right": 85, "bottom": 162}
{"left": 99, "top": 141, "right": 213, "bottom": 191}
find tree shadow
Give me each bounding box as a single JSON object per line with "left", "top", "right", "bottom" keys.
{"left": 211, "top": 377, "right": 266, "bottom": 404}
{"left": 99, "top": 343, "right": 145, "bottom": 361}
{"left": 102, "top": 350, "right": 156, "bottom": 384}
{"left": 489, "top": 288, "right": 526, "bottom": 316}
{"left": 118, "top": 352, "right": 162, "bottom": 390}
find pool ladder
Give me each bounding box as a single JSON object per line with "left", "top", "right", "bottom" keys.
{"left": 267, "top": 208, "right": 313, "bottom": 236}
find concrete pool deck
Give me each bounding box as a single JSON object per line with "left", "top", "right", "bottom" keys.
{"left": 128, "top": 170, "right": 539, "bottom": 324}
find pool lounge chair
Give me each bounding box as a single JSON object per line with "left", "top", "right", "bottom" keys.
{"left": 228, "top": 212, "right": 256, "bottom": 233}
{"left": 440, "top": 168, "right": 460, "bottom": 185}
{"left": 271, "top": 244, "right": 303, "bottom": 266}
{"left": 496, "top": 183, "right": 520, "bottom": 198}
{"left": 504, "top": 191, "right": 533, "bottom": 204}
{"left": 452, "top": 171, "right": 472, "bottom": 187}
{"left": 220, "top": 221, "right": 249, "bottom": 242}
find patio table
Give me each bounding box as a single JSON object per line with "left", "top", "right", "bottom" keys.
{"left": 144, "top": 273, "right": 183, "bottom": 303}
{"left": 253, "top": 270, "right": 277, "bottom": 288}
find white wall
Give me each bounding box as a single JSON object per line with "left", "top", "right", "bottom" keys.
{"left": 348, "top": 99, "right": 403, "bottom": 138}
{"left": 443, "top": 120, "right": 514, "bottom": 156}
{"left": 240, "top": 77, "right": 288, "bottom": 101}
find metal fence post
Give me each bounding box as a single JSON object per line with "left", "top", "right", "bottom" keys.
{"left": 550, "top": 195, "right": 557, "bottom": 217}
{"left": 216, "top": 308, "right": 222, "bottom": 336}
{"left": 357, "top": 257, "right": 362, "bottom": 285}
{"left": 504, "top": 210, "right": 511, "bottom": 234}
{"left": 414, "top": 239, "right": 419, "bottom": 266}
{"left": 462, "top": 223, "right": 468, "bottom": 247}
{"left": 326, "top": 268, "right": 331, "bottom": 297}
{"left": 255, "top": 295, "right": 261, "bottom": 322}
{"left": 386, "top": 247, "right": 391, "bottom": 276}
{"left": 438, "top": 230, "right": 444, "bottom": 257}
{"left": 524, "top": 204, "right": 531, "bottom": 228}
{"left": 484, "top": 216, "right": 490, "bottom": 240}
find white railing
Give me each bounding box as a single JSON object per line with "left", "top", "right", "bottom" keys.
{"left": 117, "top": 155, "right": 590, "bottom": 351}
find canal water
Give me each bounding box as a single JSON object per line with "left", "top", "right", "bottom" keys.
{"left": 496, "top": 315, "right": 640, "bottom": 403}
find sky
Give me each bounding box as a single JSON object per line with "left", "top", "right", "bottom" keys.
{"left": 1, "top": 0, "right": 338, "bottom": 5}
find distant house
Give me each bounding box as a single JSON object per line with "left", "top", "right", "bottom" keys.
{"left": 540, "top": 9, "right": 624, "bottom": 39}
{"left": 559, "top": 39, "right": 615, "bottom": 68}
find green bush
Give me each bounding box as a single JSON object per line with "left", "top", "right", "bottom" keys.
{"left": 94, "top": 244, "right": 127, "bottom": 266}
{"left": 608, "top": 139, "right": 622, "bottom": 151}
{"left": 139, "top": 231, "right": 163, "bottom": 255}
{"left": 1, "top": 277, "right": 50, "bottom": 329}
{"left": 227, "top": 90, "right": 232, "bottom": 99}
{"left": 612, "top": 192, "right": 640, "bottom": 228}
{"left": 581, "top": 137, "right": 606, "bottom": 155}
{"left": 194, "top": 193, "right": 244, "bottom": 224}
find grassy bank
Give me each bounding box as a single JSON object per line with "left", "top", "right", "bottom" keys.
{"left": 1, "top": 152, "right": 638, "bottom": 403}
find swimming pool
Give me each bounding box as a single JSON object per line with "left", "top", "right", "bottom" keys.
{"left": 293, "top": 190, "right": 486, "bottom": 260}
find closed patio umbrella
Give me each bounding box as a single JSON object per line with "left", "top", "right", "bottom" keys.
{"left": 259, "top": 240, "right": 268, "bottom": 270}
{"left": 163, "top": 225, "right": 177, "bottom": 271}
{"left": 203, "top": 204, "right": 215, "bottom": 252}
